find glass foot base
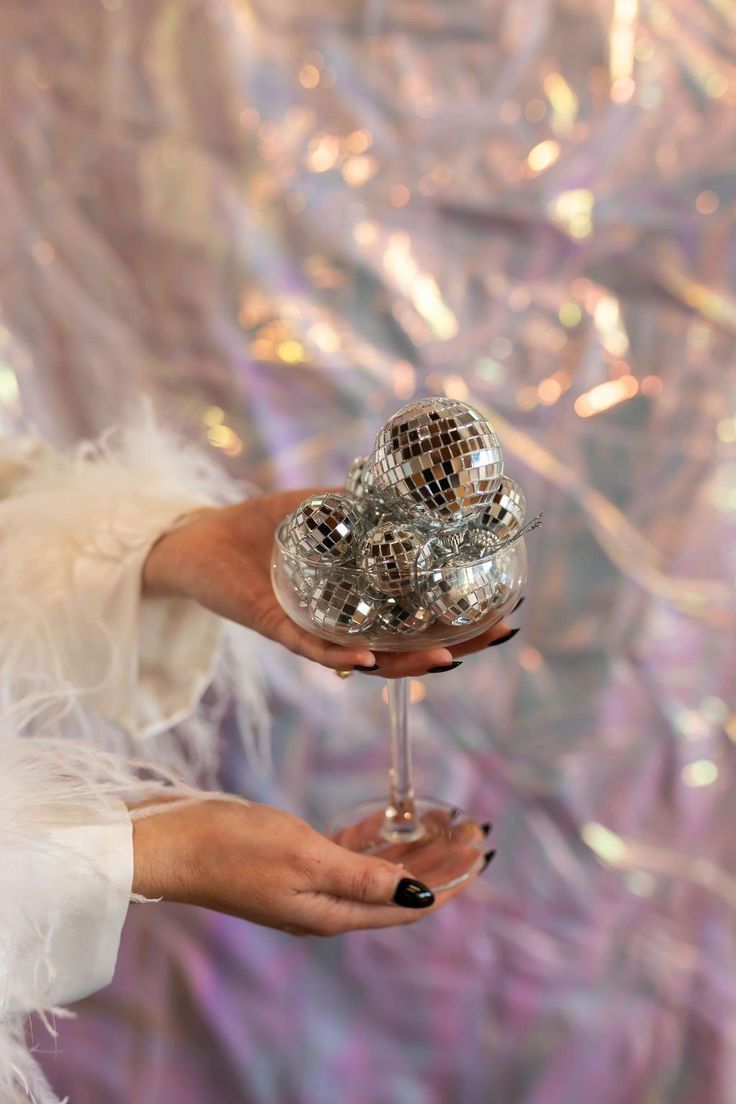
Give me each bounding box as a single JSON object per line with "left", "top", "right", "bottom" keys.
{"left": 327, "top": 797, "right": 487, "bottom": 893}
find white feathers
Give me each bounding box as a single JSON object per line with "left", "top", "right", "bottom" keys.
{"left": 0, "top": 406, "right": 234, "bottom": 737}
{"left": 0, "top": 406, "right": 269, "bottom": 775}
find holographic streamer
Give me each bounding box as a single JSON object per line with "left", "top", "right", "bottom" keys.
{"left": 0, "top": 0, "right": 733, "bottom": 1102}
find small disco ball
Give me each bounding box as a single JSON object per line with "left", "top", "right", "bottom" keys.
{"left": 476, "top": 475, "right": 526, "bottom": 541}
{"left": 358, "top": 522, "right": 425, "bottom": 597}
{"left": 284, "top": 492, "right": 363, "bottom": 563}
{"left": 376, "top": 595, "right": 435, "bottom": 635}
{"left": 308, "top": 570, "right": 378, "bottom": 635}
{"left": 421, "top": 556, "right": 498, "bottom": 627}
{"left": 369, "top": 397, "right": 504, "bottom": 526}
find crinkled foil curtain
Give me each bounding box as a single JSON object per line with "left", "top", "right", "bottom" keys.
{"left": 1, "top": 1, "right": 735, "bottom": 1102}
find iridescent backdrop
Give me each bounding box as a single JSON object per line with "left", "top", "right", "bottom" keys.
{"left": 1, "top": 1, "right": 735, "bottom": 1101}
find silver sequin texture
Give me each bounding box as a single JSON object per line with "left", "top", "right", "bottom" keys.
{"left": 284, "top": 492, "right": 363, "bottom": 563}
{"left": 308, "top": 569, "right": 378, "bottom": 634}
{"left": 357, "top": 522, "right": 425, "bottom": 596}
{"left": 368, "top": 397, "right": 504, "bottom": 525}
{"left": 475, "top": 475, "right": 526, "bottom": 541}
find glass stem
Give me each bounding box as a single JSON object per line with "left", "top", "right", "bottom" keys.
{"left": 381, "top": 678, "right": 424, "bottom": 842}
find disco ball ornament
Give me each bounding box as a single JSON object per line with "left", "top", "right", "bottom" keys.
{"left": 284, "top": 492, "right": 363, "bottom": 563}
{"left": 376, "top": 596, "right": 435, "bottom": 635}
{"left": 369, "top": 397, "right": 504, "bottom": 526}
{"left": 421, "top": 556, "right": 499, "bottom": 627}
{"left": 476, "top": 475, "right": 526, "bottom": 541}
{"left": 358, "top": 522, "right": 425, "bottom": 597}
{"left": 308, "top": 570, "right": 378, "bottom": 635}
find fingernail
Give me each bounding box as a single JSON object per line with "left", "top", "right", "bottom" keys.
{"left": 355, "top": 663, "right": 381, "bottom": 672}
{"left": 481, "top": 849, "right": 497, "bottom": 873}
{"left": 427, "top": 660, "right": 463, "bottom": 673}
{"left": 486, "top": 628, "right": 520, "bottom": 648}
{"left": 481, "top": 822, "right": 492, "bottom": 835}
{"left": 511, "top": 596, "right": 525, "bottom": 614}
{"left": 393, "top": 877, "right": 435, "bottom": 909}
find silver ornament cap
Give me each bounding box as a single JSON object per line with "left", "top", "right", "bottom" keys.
{"left": 368, "top": 397, "right": 504, "bottom": 525}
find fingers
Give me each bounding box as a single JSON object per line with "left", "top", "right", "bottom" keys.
{"left": 350, "top": 599, "right": 526, "bottom": 676}
{"left": 275, "top": 620, "right": 377, "bottom": 670}
{"left": 294, "top": 862, "right": 484, "bottom": 936}
{"left": 363, "top": 647, "right": 454, "bottom": 678}
{"left": 317, "top": 839, "right": 434, "bottom": 908}
{"left": 277, "top": 627, "right": 453, "bottom": 676}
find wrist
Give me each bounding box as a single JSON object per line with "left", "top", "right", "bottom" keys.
{"left": 131, "top": 800, "right": 201, "bottom": 902}
{"left": 142, "top": 507, "right": 217, "bottom": 597}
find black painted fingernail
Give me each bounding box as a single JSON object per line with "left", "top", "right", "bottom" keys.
{"left": 393, "top": 877, "right": 435, "bottom": 909}
{"left": 427, "top": 660, "right": 463, "bottom": 673}
{"left": 481, "top": 822, "right": 492, "bottom": 835}
{"left": 511, "top": 596, "right": 525, "bottom": 614}
{"left": 486, "top": 628, "right": 520, "bottom": 648}
{"left": 481, "top": 849, "right": 497, "bottom": 873}
{"left": 355, "top": 663, "right": 381, "bottom": 672}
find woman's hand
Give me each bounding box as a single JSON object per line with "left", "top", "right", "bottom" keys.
{"left": 132, "top": 799, "right": 484, "bottom": 936}
{"left": 142, "top": 490, "right": 518, "bottom": 677}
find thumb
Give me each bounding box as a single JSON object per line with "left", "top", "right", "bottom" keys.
{"left": 323, "top": 842, "right": 435, "bottom": 910}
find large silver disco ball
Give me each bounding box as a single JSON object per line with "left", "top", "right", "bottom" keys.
{"left": 368, "top": 397, "right": 504, "bottom": 526}
{"left": 357, "top": 522, "right": 425, "bottom": 597}
{"left": 284, "top": 492, "right": 363, "bottom": 563}
{"left": 308, "top": 570, "right": 378, "bottom": 635}
{"left": 475, "top": 475, "right": 526, "bottom": 541}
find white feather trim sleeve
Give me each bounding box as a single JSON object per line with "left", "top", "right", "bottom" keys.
{"left": 0, "top": 412, "right": 240, "bottom": 740}
{"left": 0, "top": 738, "right": 213, "bottom": 1104}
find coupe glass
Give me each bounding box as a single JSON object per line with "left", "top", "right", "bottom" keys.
{"left": 272, "top": 524, "right": 528, "bottom": 892}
